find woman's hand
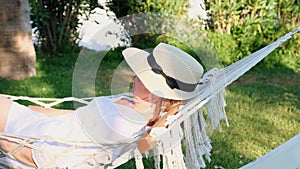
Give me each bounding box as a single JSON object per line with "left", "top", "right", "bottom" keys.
{"left": 146, "top": 117, "right": 159, "bottom": 126}
{"left": 137, "top": 103, "right": 181, "bottom": 153}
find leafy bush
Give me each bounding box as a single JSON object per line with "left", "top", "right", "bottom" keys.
{"left": 30, "top": 0, "right": 99, "bottom": 54}
{"left": 107, "top": 0, "right": 188, "bottom": 19}
{"left": 106, "top": 0, "right": 189, "bottom": 47}
{"left": 204, "top": 0, "right": 300, "bottom": 71}
{"left": 207, "top": 32, "right": 241, "bottom": 66}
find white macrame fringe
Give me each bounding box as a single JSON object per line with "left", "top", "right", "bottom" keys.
{"left": 153, "top": 147, "right": 161, "bottom": 169}
{"left": 151, "top": 92, "right": 227, "bottom": 169}
{"left": 149, "top": 67, "right": 228, "bottom": 169}
{"left": 205, "top": 89, "right": 229, "bottom": 132}
{"left": 162, "top": 143, "right": 186, "bottom": 169}
{"left": 134, "top": 149, "right": 144, "bottom": 169}
{"left": 151, "top": 124, "right": 186, "bottom": 169}
{"left": 183, "top": 110, "right": 212, "bottom": 169}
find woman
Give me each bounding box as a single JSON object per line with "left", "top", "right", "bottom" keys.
{"left": 0, "top": 43, "right": 204, "bottom": 168}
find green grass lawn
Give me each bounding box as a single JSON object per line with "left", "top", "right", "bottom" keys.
{"left": 0, "top": 52, "right": 299, "bottom": 169}
{"left": 205, "top": 65, "right": 300, "bottom": 168}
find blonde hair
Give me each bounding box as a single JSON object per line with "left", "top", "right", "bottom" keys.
{"left": 147, "top": 98, "right": 182, "bottom": 126}
{"left": 161, "top": 99, "right": 182, "bottom": 114}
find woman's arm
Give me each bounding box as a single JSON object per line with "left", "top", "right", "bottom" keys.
{"left": 0, "top": 95, "right": 13, "bottom": 132}
{"left": 28, "top": 106, "right": 74, "bottom": 117}
{"left": 136, "top": 104, "right": 181, "bottom": 153}
{"left": 136, "top": 131, "right": 157, "bottom": 153}
{"left": 0, "top": 139, "right": 36, "bottom": 167}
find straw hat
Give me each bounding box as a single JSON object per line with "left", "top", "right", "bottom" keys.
{"left": 123, "top": 43, "right": 204, "bottom": 100}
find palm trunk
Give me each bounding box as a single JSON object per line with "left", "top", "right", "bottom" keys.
{"left": 0, "top": 0, "right": 36, "bottom": 80}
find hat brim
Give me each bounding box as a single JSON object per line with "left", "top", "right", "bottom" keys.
{"left": 123, "top": 47, "right": 202, "bottom": 100}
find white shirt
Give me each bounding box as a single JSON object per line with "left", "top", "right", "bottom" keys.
{"left": 5, "top": 94, "right": 148, "bottom": 168}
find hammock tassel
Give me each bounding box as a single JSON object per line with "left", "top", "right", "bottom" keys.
{"left": 151, "top": 123, "right": 186, "bottom": 169}
{"left": 183, "top": 109, "right": 212, "bottom": 169}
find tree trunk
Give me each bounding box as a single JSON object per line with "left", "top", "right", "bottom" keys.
{"left": 0, "top": 0, "right": 36, "bottom": 80}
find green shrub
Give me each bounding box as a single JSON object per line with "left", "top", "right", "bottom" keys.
{"left": 107, "top": 0, "right": 189, "bottom": 47}
{"left": 30, "top": 0, "right": 99, "bottom": 54}
{"left": 205, "top": 0, "right": 300, "bottom": 70}
{"left": 207, "top": 32, "right": 241, "bottom": 66}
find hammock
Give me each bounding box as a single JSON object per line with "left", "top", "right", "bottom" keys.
{"left": 0, "top": 28, "right": 299, "bottom": 169}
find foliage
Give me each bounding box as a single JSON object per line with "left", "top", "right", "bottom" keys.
{"left": 207, "top": 32, "right": 241, "bottom": 66}
{"left": 106, "top": 0, "right": 190, "bottom": 47}
{"left": 107, "top": 0, "right": 188, "bottom": 18}
{"left": 29, "top": 0, "right": 99, "bottom": 54}
{"left": 205, "top": 0, "right": 300, "bottom": 67}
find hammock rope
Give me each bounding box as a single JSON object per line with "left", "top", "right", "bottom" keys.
{"left": 1, "top": 95, "right": 92, "bottom": 108}
{"left": 0, "top": 27, "right": 299, "bottom": 169}
{"left": 162, "top": 27, "right": 300, "bottom": 130}
{"left": 147, "top": 27, "right": 300, "bottom": 169}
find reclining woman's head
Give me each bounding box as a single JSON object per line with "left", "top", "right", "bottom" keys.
{"left": 130, "top": 76, "right": 182, "bottom": 125}
{"left": 124, "top": 43, "right": 204, "bottom": 123}
{"left": 123, "top": 42, "right": 204, "bottom": 100}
